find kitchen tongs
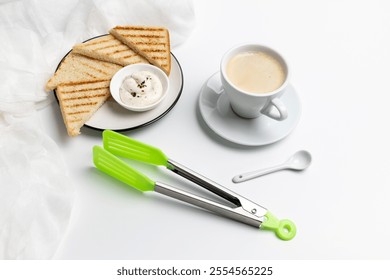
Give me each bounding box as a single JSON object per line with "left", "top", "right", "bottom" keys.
{"left": 93, "top": 130, "right": 296, "bottom": 240}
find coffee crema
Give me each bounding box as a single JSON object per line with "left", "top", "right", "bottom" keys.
{"left": 226, "top": 51, "right": 285, "bottom": 94}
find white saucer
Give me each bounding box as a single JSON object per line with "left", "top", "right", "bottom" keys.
{"left": 198, "top": 72, "right": 301, "bottom": 146}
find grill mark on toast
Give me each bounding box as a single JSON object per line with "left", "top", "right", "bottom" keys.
{"left": 65, "top": 102, "right": 98, "bottom": 108}
{"left": 106, "top": 49, "right": 132, "bottom": 55}
{"left": 123, "top": 34, "right": 165, "bottom": 39}
{"left": 149, "top": 56, "right": 169, "bottom": 60}
{"left": 79, "top": 61, "right": 111, "bottom": 76}
{"left": 93, "top": 44, "right": 123, "bottom": 51}
{"left": 114, "top": 26, "right": 165, "bottom": 31}
{"left": 60, "top": 86, "right": 108, "bottom": 94}
{"left": 67, "top": 110, "right": 92, "bottom": 115}
{"left": 134, "top": 42, "right": 166, "bottom": 46}
{"left": 68, "top": 118, "right": 83, "bottom": 123}
{"left": 62, "top": 93, "right": 108, "bottom": 101}
{"left": 142, "top": 49, "right": 166, "bottom": 53}
{"left": 60, "top": 79, "right": 110, "bottom": 87}
{"left": 122, "top": 54, "right": 138, "bottom": 59}
{"left": 85, "top": 72, "right": 98, "bottom": 79}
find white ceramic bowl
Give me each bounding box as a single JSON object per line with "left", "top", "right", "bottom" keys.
{"left": 110, "top": 64, "right": 170, "bottom": 112}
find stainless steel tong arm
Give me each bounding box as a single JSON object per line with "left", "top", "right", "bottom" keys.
{"left": 166, "top": 159, "right": 268, "bottom": 221}
{"left": 154, "top": 182, "right": 264, "bottom": 227}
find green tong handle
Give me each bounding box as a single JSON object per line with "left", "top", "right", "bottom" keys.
{"left": 103, "top": 130, "right": 169, "bottom": 167}
{"left": 261, "top": 212, "right": 296, "bottom": 241}
{"left": 93, "top": 146, "right": 155, "bottom": 192}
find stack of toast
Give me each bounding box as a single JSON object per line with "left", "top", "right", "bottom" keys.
{"left": 46, "top": 26, "right": 171, "bottom": 136}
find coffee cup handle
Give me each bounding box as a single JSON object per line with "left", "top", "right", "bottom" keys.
{"left": 207, "top": 75, "right": 224, "bottom": 95}
{"left": 261, "top": 98, "right": 288, "bottom": 121}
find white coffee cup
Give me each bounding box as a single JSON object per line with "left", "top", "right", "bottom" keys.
{"left": 220, "top": 44, "right": 289, "bottom": 120}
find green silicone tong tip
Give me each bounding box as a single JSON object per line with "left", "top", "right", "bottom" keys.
{"left": 93, "top": 146, "right": 155, "bottom": 192}
{"left": 261, "top": 212, "right": 296, "bottom": 241}
{"left": 103, "top": 130, "right": 169, "bottom": 167}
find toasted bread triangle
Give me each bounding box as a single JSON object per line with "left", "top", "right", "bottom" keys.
{"left": 110, "top": 26, "right": 171, "bottom": 75}
{"left": 72, "top": 34, "right": 148, "bottom": 67}
{"left": 56, "top": 80, "right": 111, "bottom": 136}
{"left": 45, "top": 52, "right": 122, "bottom": 91}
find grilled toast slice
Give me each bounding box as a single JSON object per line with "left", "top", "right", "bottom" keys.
{"left": 45, "top": 52, "right": 122, "bottom": 91}
{"left": 110, "top": 26, "right": 171, "bottom": 75}
{"left": 56, "top": 79, "right": 111, "bottom": 136}
{"left": 72, "top": 34, "right": 148, "bottom": 67}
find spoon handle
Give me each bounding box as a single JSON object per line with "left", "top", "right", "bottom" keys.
{"left": 232, "top": 164, "right": 284, "bottom": 183}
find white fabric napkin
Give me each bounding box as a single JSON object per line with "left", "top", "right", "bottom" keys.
{"left": 0, "top": 0, "right": 195, "bottom": 259}
{"left": 0, "top": 118, "right": 74, "bottom": 259}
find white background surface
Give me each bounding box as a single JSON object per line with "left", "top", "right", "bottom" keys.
{"left": 38, "top": 0, "right": 390, "bottom": 259}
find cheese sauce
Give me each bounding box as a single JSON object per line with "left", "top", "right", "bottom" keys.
{"left": 119, "top": 71, "right": 163, "bottom": 107}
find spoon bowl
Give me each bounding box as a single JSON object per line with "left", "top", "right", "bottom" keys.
{"left": 286, "top": 150, "right": 312, "bottom": 171}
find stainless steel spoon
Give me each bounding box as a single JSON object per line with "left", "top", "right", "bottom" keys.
{"left": 232, "top": 150, "right": 312, "bottom": 183}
